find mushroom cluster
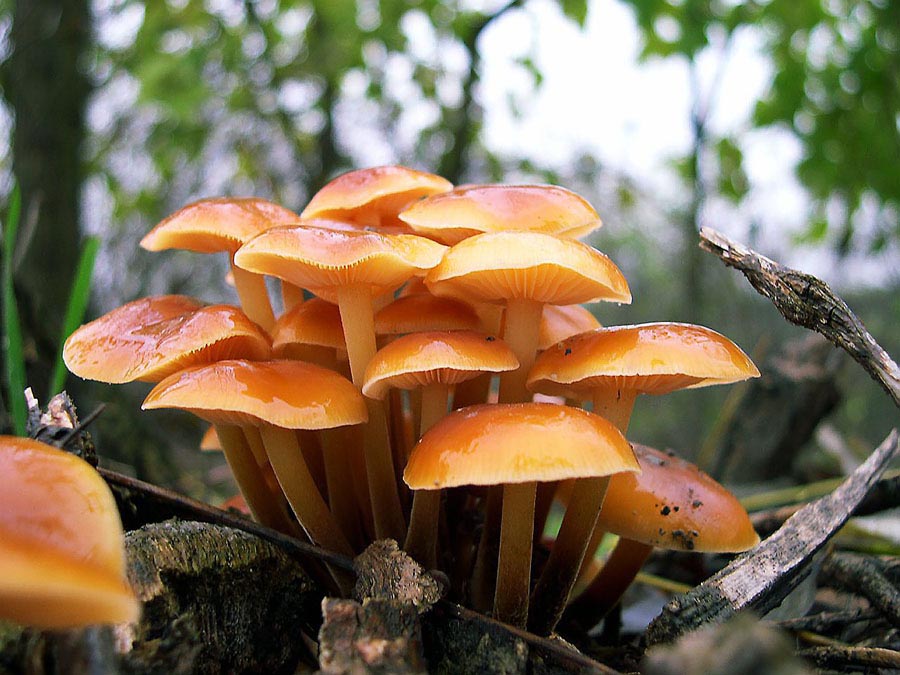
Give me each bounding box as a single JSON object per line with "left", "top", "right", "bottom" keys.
{"left": 64, "top": 165, "right": 761, "bottom": 634}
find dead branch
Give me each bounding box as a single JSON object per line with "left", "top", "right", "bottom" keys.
{"left": 819, "top": 552, "right": 900, "bottom": 629}
{"left": 698, "top": 227, "right": 900, "bottom": 408}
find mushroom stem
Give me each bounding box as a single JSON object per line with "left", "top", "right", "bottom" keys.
{"left": 574, "top": 522, "right": 607, "bottom": 591}
{"left": 321, "top": 428, "right": 365, "bottom": 551}
{"left": 533, "top": 481, "right": 558, "bottom": 543}
{"left": 528, "top": 475, "right": 610, "bottom": 635}
{"left": 470, "top": 486, "right": 502, "bottom": 612}
{"left": 494, "top": 481, "right": 536, "bottom": 627}
{"left": 498, "top": 298, "right": 543, "bottom": 403}
{"left": 242, "top": 427, "right": 270, "bottom": 467}
{"left": 592, "top": 387, "right": 637, "bottom": 434}
{"left": 453, "top": 373, "right": 492, "bottom": 408}
{"left": 281, "top": 282, "right": 305, "bottom": 312}
{"left": 257, "top": 424, "right": 354, "bottom": 559}
{"left": 403, "top": 383, "right": 451, "bottom": 569}
{"left": 213, "top": 424, "right": 299, "bottom": 537}
{"left": 230, "top": 259, "right": 276, "bottom": 332}
{"left": 337, "top": 282, "right": 406, "bottom": 542}
{"left": 564, "top": 538, "right": 653, "bottom": 626}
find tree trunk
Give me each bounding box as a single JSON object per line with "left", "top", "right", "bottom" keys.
{"left": 6, "top": 0, "right": 90, "bottom": 394}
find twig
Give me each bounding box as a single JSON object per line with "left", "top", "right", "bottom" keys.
{"left": 772, "top": 608, "right": 880, "bottom": 633}
{"left": 797, "top": 645, "right": 900, "bottom": 670}
{"left": 645, "top": 430, "right": 899, "bottom": 645}
{"left": 698, "top": 227, "right": 900, "bottom": 408}
{"left": 820, "top": 552, "right": 900, "bottom": 629}
{"left": 750, "top": 474, "right": 900, "bottom": 536}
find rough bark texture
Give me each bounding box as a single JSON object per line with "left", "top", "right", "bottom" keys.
{"left": 121, "top": 520, "right": 324, "bottom": 674}
{"left": 353, "top": 540, "right": 445, "bottom": 612}
{"left": 699, "top": 227, "right": 900, "bottom": 408}
{"left": 318, "top": 598, "right": 427, "bottom": 674}
{"left": 646, "top": 430, "right": 899, "bottom": 645}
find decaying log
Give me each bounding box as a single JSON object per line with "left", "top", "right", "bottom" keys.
{"left": 318, "top": 598, "right": 427, "bottom": 674}
{"left": 646, "top": 430, "right": 898, "bottom": 645}
{"left": 699, "top": 227, "right": 900, "bottom": 409}
{"left": 122, "top": 520, "right": 324, "bottom": 674}
{"left": 797, "top": 645, "right": 900, "bottom": 671}
{"left": 353, "top": 540, "right": 445, "bottom": 612}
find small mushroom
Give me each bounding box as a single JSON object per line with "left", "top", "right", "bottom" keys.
{"left": 301, "top": 165, "right": 453, "bottom": 233}
{"left": 399, "top": 183, "right": 603, "bottom": 244}
{"left": 562, "top": 443, "right": 759, "bottom": 626}
{"left": 140, "top": 198, "right": 301, "bottom": 330}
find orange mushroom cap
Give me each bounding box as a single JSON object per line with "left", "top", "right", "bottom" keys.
{"left": 404, "top": 403, "right": 638, "bottom": 489}
{"left": 0, "top": 436, "right": 139, "bottom": 628}
{"left": 528, "top": 323, "right": 760, "bottom": 399}
{"left": 301, "top": 165, "right": 452, "bottom": 232}
{"left": 63, "top": 296, "right": 272, "bottom": 384}
{"left": 234, "top": 225, "right": 448, "bottom": 297}
{"left": 538, "top": 304, "right": 601, "bottom": 351}
{"left": 140, "top": 197, "right": 300, "bottom": 254}
{"left": 271, "top": 298, "right": 346, "bottom": 355}
{"left": 374, "top": 293, "right": 481, "bottom": 336}
{"left": 142, "top": 359, "right": 367, "bottom": 430}
{"left": 399, "top": 184, "right": 602, "bottom": 245}
{"left": 425, "top": 231, "right": 631, "bottom": 307}
{"left": 362, "top": 331, "right": 519, "bottom": 399}
{"left": 594, "top": 444, "right": 760, "bottom": 552}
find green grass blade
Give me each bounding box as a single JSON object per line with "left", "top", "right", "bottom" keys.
{"left": 2, "top": 186, "right": 27, "bottom": 435}
{"left": 49, "top": 236, "right": 100, "bottom": 396}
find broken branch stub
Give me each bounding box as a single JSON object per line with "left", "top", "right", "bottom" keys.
{"left": 646, "top": 430, "right": 899, "bottom": 645}
{"left": 698, "top": 227, "right": 900, "bottom": 409}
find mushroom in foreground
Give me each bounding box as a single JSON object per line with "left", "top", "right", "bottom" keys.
{"left": 404, "top": 403, "right": 638, "bottom": 629}
{"left": 0, "top": 436, "right": 139, "bottom": 628}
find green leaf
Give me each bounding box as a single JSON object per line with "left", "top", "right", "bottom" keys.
{"left": 49, "top": 237, "right": 100, "bottom": 397}
{"left": 2, "top": 186, "right": 26, "bottom": 435}
{"left": 559, "top": 0, "right": 589, "bottom": 27}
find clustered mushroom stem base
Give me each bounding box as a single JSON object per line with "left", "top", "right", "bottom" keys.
{"left": 321, "top": 428, "right": 365, "bottom": 551}
{"left": 212, "top": 424, "right": 299, "bottom": 538}
{"left": 564, "top": 538, "right": 653, "bottom": 626}
{"left": 257, "top": 424, "right": 356, "bottom": 593}
{"left": 498, "top": 298, "right": 543, "bottom": 403}
{"left": 403, "top": 383, "right": 452, "bottom": 569}
{"left": 528, "top": 475, "right": 610, "bottom": 635}
{"left": 494, "top": 481, "right": 536, "bottom": 628}
{"left": 337, "top": 282, "right": 406, "bottom": 542}
{"left": 230, "top": 260, "right": 276, "bottom": 332}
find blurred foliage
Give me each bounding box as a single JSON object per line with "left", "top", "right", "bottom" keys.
{"left": 631, "top": 0, "right": 900, "bottom": 254}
